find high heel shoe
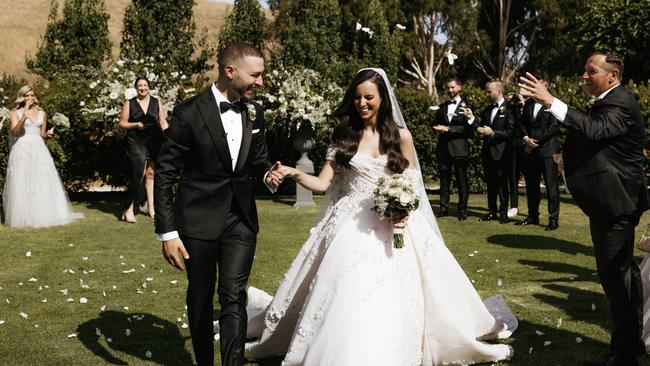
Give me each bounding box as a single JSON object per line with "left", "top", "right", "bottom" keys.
{"left": 121, "top": 212, "right": 137, "bottom": 223}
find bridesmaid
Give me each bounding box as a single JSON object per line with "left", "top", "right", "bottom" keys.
{"left": 118, "top": 77, "right": 168, "bottom": 223}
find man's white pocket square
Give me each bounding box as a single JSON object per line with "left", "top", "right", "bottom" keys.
{"left": 252, "top": 129, "right": 260, "bottom": 134}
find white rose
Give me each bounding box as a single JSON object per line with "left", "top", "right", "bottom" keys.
{"left": 109, "top": 92, "right": 118, "bottom": 100}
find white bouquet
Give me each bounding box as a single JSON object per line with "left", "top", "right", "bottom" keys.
{"left": 372, "top": 173, "right": 420, "bottom": 248}
{"left": 50, "top": 113, "right": 70, "bottom": 128}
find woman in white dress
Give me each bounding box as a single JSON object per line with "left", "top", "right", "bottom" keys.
{"left": 2, "top": 85, "right": 82, "bottom": 228}
{"left": 241, "top": 69, "right": 516, "bottom": 365}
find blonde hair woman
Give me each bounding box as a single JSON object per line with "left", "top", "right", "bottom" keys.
{"left": 2, "top": 85, "right": 82, "bottom": 227}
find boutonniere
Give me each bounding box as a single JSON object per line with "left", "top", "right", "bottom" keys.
{"left": 498, "top": 105, "right": 507, "bottom": 114}
{"left": 246, "top": 103, "right": 257, "bottom": 122}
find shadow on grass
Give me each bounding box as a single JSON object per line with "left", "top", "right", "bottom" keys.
{"left": 487, "top": 234, "right": 592, "bottom": 256}
{"left": 77, "top": 310, "right": 193, "bottom": 365}
{"left": 519, "top": 259, "right": 599, "bottom": 283}
{"left": 535, "top": 283, "right": 611, "bottom": 331}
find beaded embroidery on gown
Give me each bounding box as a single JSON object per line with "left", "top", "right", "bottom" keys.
{"left": 239, "top": 150, "right": 516, "bottom": 365}
{"left": 3, "top": 110, "right": 83, "bottom": 228}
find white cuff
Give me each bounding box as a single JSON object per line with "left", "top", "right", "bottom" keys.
{"left": 156, "top": 231, "right": 179, "bottom": 241}
{"left": 263, "top": 170, "right": 277, "bottom": 193}
{"left": 467, "top": 117, "right": 475, "bottom": 125}
{"left": 549, "top": 98, "right": 568, "bottom": 122}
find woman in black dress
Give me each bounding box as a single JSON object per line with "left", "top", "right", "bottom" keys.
{"left": 118, "top": 77, "right": 168, "bottom": 222}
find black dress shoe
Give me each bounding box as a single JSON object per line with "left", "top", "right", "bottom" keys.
{"left": 457, "top": 213, "right": 467, "bottom": 221}
{"left": 515, "top": 216, "right": 539, "bottom": 226}
{"left": 478, "top": 214, "right": 497, "bottom": 222}
{"left": 499, "top": 216, "right": 509, "bottom": 224}
{"left": 545, "top": 219, "right": 559, "bottom": 231}
{"left": 436, "top": 210, "right": 449, "bottom": 218}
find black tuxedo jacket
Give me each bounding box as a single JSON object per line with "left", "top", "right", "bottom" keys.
{"left": 480, "top": 103, "right": 515, "bottom": 161}
{"left": 434, "top": 99, "right": 477, "bottom": 157}
{"left": 563, "top": 85, "right": 649, "bottom": 219}
{"left": 517, "top": 99, "right": 560, "bottom": 157}
{"left": 154, "top": 88, "right": 272, "bottom": 240}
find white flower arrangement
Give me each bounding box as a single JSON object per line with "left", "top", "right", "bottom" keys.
{"left": 0, "top": 106, "right": 11, "bottom": 129}
{"left": 50, "top": 112, "right": 70, "bottom": 128}
{"left": 372, "top": 173, "right": 420, "bottom": 248}
{"left": 259, "top": 65, "right": 342, "bottom": 137}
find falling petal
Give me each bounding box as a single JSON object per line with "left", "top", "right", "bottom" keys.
{"left": 446, "top": 51, "right": 459, "bottom": 65}
{"left": 429, "top": 106, "right": 440, "bottom": 111}
{"left": 396, "top": 24, "right": 406, "bottom": 30}
{"left": 355, "top": 22, "right": 362, "bottom": 31}
{"left": 102, "top": 291, "right": 106, "bottom": 297}
{"left": 68, "top": 243, "right": 74, "bottom": 247}
{"left": 152, "top": 290, "right": 158, "bottom": 294}
{"left": 106, "top": 337, "right": 112, "bottom": 343}
{"left": 140, "top": 264, "right": 146, "bottom": 268}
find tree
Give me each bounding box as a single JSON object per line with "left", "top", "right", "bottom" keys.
{"left": 217, "top": 0, "right": 268, "bottom": 53}
{"left": 277, "top": 0, "right": 342, "bottom": 75}
{"left": 575, "top": 0, "right": 650, "bottom": 81}
{"left": 120, "top": 0, "right": 212, "bottom": 77}
{"left": 26, "top": 0, "right": 111, "bottom": 79}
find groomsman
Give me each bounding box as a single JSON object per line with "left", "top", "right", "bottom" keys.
{"left": 466, "top": 81, "right": 514, "bottom": 224}
{"left": 507, "top": 92, "right": 526, "bottom": 219}
{"left": 432, "top": 78, "right": 476, "bottom": 221}
{"left": 515, "top": 80, "right": 561, "bottom": 231}
{"left": 520, "top": 51, "right": 649, "bottom": 366}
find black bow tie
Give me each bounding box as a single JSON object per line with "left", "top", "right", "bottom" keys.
{"left": 220, "top": 101, "right": 244, "bottom": 114}
{"left": 449, "top": 100, "right": 457, "bottom": 105}
{"left": 492, "top": 103, "right": 499, "bottom": 109}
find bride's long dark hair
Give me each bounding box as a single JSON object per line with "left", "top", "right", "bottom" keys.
{"left": 332, "top": 70, "right": 408, "bottom": 174}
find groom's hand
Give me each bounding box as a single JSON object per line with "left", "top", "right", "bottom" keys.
{"left": 266, "top": 161, "right": 285, "bottom": 188}
{"left": 162, "top": 238, "right": 189, "bottom": 271}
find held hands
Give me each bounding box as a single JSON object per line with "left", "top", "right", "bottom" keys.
{"left": 266, "top": 161, "right": 286, "bottom": 189}
{"left": 477, "top": 126, "right": 494, "bottom": 136}
{"left": 162, "top": 237, "right": 190, "bottom": 271}
{"left": 518, "top": 72, "right": 554, "bottom": 108}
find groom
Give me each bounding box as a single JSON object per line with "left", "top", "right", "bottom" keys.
{"left": 520, "top": 51, "right": 649, "bottom": 366}
{"left": 154, "top": 43, "right": 283, "bottom": 366}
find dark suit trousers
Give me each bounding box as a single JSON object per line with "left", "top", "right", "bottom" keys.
{"left": 438, "top": 153, "right": 469, "bottom": 215}
{"left": 183, "top": 207, "right": 256, "bottom": 366}
{"left": 589, "top": 214, "right": 644, "bottom": 361}
{"left": 509, "top": 146, "right": 525, "bottom": 209}
{"left": 523, "top": 155, "right": 560, "bottom": 220}
{"left": 483, "top": 155, "right": 510, "bottom": 216}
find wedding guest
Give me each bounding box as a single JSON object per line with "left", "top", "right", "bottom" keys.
{"left": 118, "top": 77, "right": 168, "bottom": 223}
{"left": 466, "top": 81, "right": 514, "bottom": 224}
{"left": 520, "top": 51, "right": 649, "bottom": 366}
{"left": 507, "top": 92, "right": 525, "bottom": 219}
{"left": 3, "top": 85, "right": 83, "bottom": 228}
{"left": 432, "top": 77, "right": 476, "bottom": 221}
{"left": 514, "top": 79, "right": 561, "bottom": 231}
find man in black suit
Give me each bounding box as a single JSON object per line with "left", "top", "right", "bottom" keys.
{"left": 468, "top": 81, "right": 514, "bottom": 224}
{"left": 154, "top": 43, "right": 283, "bottom": 366}
{"left": 432, "top": 78, "right": 476, "bottom": 221}
{"left": 520, "top": 51, "right": 649, "bottom": 366}
{"left": 515, "top": 82, "right": 562, "bottom": 231}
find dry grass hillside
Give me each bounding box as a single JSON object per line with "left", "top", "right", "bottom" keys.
{"left": 0, "top": 0, "right": 238, "bottom": 81}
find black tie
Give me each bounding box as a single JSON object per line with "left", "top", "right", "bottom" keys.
{"left": 220, "top": 101, "right": 243, "bottom": 114}
{"left": 492, "top": 103, "right": 499, "bottom": 109}
{"left": 449, "top": 100, "right": 457, "bottom": 105}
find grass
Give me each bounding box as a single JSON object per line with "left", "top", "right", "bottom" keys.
{"left": 0, "top": 194, "right": 649, "bottom": 365}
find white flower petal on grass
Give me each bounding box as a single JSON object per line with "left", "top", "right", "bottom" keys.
{"left": 66, "top": 298, "right": 75, "bottom": 302}
{"left": 556, "top": 318, "right": 563, "bottom": 328}
{"left": 28, "top": 277, "right": 37, "bottom": 282}
{"left": 5, "top": 298, "right": 10, "bottom": 304}
{"left": 69, "top": 269, "right": 75, "bottom": 274}
{"left": 0, "top": 320, "right": 5, "bottom": 325}
{"left": 170, "top": 280, "right": 178, "bottom": 285}
{"left": 361, "top": 27, "right": 370, "bottom": 33}
{"left": 26, "top": 251, "right": 32, "bottom": 257}
{"left": 123, "top": 306, "right": 129, "bottom": 311}
{"left": 544, "top": 341, "right": 551, "bottom": 347}
{"left": 497, "top": 278, "right": 503, "bottom": 287}
{"left": 95, "top": 328, "right": 101, "bottom": 336}
{"left": 125, "top": 329, "right": 131, "bottom": 336}
{"left": 576, "top": 337, "right": 583, "bottom": 343}
{"left": 146, "top": 277, "right": 153, "bottom": 282}
{"left": 112, "top": 285, "right": 117, "bottom": 289}
{"left": 140, "top": 264, "right": 146, "bottom": 268}
{"left": 591, "top": 303, "right": 596, "bottom": 311}
{"left": 19, "top": 312, "right": 28, "bottom": 319}
{"left": 41, "top": 299, "right": 47, "bottom": 303}
{"left": 529, "top": 347, "right": 533, "bottom": 354}
{"left": 82, "top": 256, "right": 89, "bottom": 261}
{"left": 68, "top": 243, "right": 74, "bottom": 247}
{"left": 535, "top": 330, "right": 544, "bottom": 336}
{"left": 122, "top": 269, "right": 136, "bottom": 274}
{"left": 67, "top": 333, "right": 77, "bottom": 338}
{"left": 106, "top": 337, "right": 112, "bottom": 343}
{"left": 80, "top": 297, "right": 88, "bottom": 304}
{"left": 152, "top": 290, "right": 158, "bottom": 294}
{"left": 101, "top": 305, "right": 106, "bottom": 311}
{"left": 34, "top": 324, "right": 39, "bottom": 328}
{"left": 468, "top": 253, "right": 475, "bottom": 257}
{"left": 181, "top": 323, "right": 188, "bottom": 329}
{"left": 60, "top": 289, "right": 68, "bottom": 295}
{"left": 145, "top": 351, "right": 152, "bottom": 358}
{"left": 355, "top": 22, "right": 362, "bottom": 31}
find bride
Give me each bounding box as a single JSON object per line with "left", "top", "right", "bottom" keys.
{"left": 241, "top": 69, "right": 516, "bottom": 365}
{"left": 3, "top": 85, "right": 82, "bottom": 228}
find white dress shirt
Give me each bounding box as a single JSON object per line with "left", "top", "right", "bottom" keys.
{"left": 490, "top": 98, "right": 505, "bottom": 124}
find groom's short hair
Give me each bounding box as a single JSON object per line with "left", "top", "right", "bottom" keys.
{"left": 218, "top": 43, "right": 264, "bottom": 72}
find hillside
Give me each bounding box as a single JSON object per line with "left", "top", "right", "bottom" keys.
{"left": 0, "top": 0, "right": 236, "bottom": 81}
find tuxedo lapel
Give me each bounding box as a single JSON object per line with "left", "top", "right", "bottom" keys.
{"left": 196, "top": 90, "right": 233, "bottom": 172}
{"left": 234, "top": 106, "right": 252, "bottom": 173}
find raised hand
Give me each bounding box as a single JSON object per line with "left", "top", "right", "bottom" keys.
{"left": 518, "top": 72, "right": 554, "bottom": 107}
{"left": 460, "top": 106, "right": 474, "bottom": 119}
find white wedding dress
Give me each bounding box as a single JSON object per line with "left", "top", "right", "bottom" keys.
{"left": 239, "top": 151, "right": 516, "bottom": 365}
{"left": 2, "top": 110, "right": 83, "bottom": 228}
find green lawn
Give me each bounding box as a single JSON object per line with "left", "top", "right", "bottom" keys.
{"left": 1, "top": 194, "right": 649, "bottom": 365}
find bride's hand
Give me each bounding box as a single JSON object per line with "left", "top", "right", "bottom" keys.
{"left": 391, "top": 211, "right": 410, "bottom": 228}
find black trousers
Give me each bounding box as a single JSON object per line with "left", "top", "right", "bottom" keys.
{"left": 523, "top": 154, "right": 560, "bottom": 220}
{"left": 182, "top": 208, "right": 256, "bottom": 366}
{"left": 483, "top": 154, "right": 510, "bottom": 217}
{"left": 509, "top": 145, "right": 525, "bottom": 209}
{"left": 589, "top": 213, "right": 644, "bottom": 362}
{"left": 437, "top": 153, "right": 469, "bottom": 215}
